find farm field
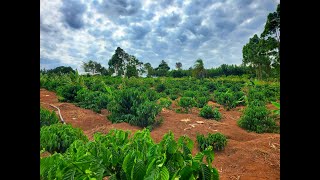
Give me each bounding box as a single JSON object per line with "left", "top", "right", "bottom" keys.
{"left": 40, "top": 74, "right": 280, "bottom": 180}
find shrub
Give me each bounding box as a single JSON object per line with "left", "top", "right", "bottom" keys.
{"left": 41, "top": 129, "right": 219, "bottom": 180}
{"left": 214, "top": 90, "right": 237, "bottom": 110}
{"left": 75, "top": 89, "right": 110, "bottom": 113}
{"left": 57, "top": 84, "right": 83, "bottom": 102}
{"left": 145, "top": 89, "right": 159, "bottom": 101}
{"left": 169, "top": 94, "right": 178, "bottom": 100}
{"left": 108, "top": 89, "right": 162, "bottom": 129}
{"left": 178, "top": 97, "right": 196, "bottom": 113}
{"left": 237, "top": 104, "right": 278, "bottom": 133}
{"left": 40, "top": 124, "right": 88, "bottom": 153}
{"left": 40, "top": 107, "right": 59, "bottom": 128}
{"left": 156, "top": 83, "right": 166, "bottom": 92}
{"left": 196, "top": 96, "right": 208, "bottom": 108}
{"left": 196, "top": 132, "right": 227, "bottom": 151}
{"left": 158, "top": 98, "right": 172, "bottom": 109}
{"left": 129, "top": 101, "right": 162, "bottom": 129}
{"left": 183, "top": 91, "right": 196, "bottom": 98}
{"left": 199, "top": 105, "right": 222, "bottom": 120}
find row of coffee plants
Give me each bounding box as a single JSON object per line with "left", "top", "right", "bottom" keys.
{"left": 41, "top": 128, "right": 220, "bottom": 180}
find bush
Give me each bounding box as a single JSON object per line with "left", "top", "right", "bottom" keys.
{"left": 183, "top": 91, "right": 196, "bottom": 98}
{"left": 40, "top": 107, "right": 59, "bottom": 128}
{"left": 57, "top": 84, "right": 83, "bottom": 102}
{"left": 40, "top": 124, "right": 88, "bottom": 153}
{"left": 75, "top": 89, "right": 110, "bottom": 113}
{"left": 129, "top": 101, "right": 162, "bottom": 129}
{"left": 108, "top": 88, "right": 162, "bottom": 129}
{"left": 214, "top": 90, "right": 237, "bottom": 110}
{"left": 196, "top": 96, "right": 208, "bottom": 108}
{"left": 169, "top": 94, "right": 178, "bottom": 100}
{"left": 196, "top": 133, "right": 227, "bottom": 151}
{"left": 156, "top": 83, "right": 166, "bottom": 93}
{"left": 178, "top": 97, "right": 196, "bottom": 113}
{"left": 199, "top": 105, "right": 222, "bottom": 120}
{"left": 41, "top": 129, "right": 219, "bottom": 180}
{"left": 237, "top": 104, "right": 278, "bottom": 133}
{"left": 158, "top": 98, "right": 172, "bottom": 109}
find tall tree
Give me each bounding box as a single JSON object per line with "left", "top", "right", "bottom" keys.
{"left": 261, "top": 4, "right": 280, "bottom": 76}
{"left": 144, "top": 63, "right": 154, "bottom": 77}
{"left": 154, "top": 60, "right": 170, "bottom": 77}
{"left": 192, "top": 59, "right": 206, "bottom": 78}
{"left": 108, "top": 47, "right": 143, "bottom": 77}
{"left": 175, "top": 62, "right": 182, "bottom": 70}
{"left": 46, "top": 66, "right": 75, "bottom": 74}
{"left": 82, "top": 60, "right": 106, "bottom": 75}
{"left": 242, "top": 34, "right": 271, "bottom": 79}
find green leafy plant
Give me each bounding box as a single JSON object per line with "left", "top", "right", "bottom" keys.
{"left": 196, "top": 96, "right": 209, "bottom": 108}
{"left": 237, "top": 104, "right": 278, "bottom": 133}
{"left": 178, "top": 97, "right": 196, "bottom": 113}
{"left": 75, "top": 88, "right": 110, "bottom": 113}
{"left": 196, "top": 133, "right": 227, "bottom": 151}
{"left": 158, "top": 98, "right": 172, "bottom": 109}
{"left": 57, "top": 84, "right": 83, "bottom": 102}
{"left": 108, "top": 88, "right": 162, "bottom": 129}
{"left": 40, "top": 107, "right": 59, "bottom": 128}
{"left": 41, "top": 129, "right": 219, "bottom": 180}
{"left": 271, "top": 101, "right": 280, "bottom": 115}
{"left": 155, "top": 83, "right": 166, "bottom": 93}
{"left": 40, "top": 124, "right": 88, "bottom": 153}
{"left": 199, "top": 105, "right": 222, "bottom": 120}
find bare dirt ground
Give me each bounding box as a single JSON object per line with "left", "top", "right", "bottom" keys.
{"left": 40, "top": 88, "right": 280, "bottom": 180}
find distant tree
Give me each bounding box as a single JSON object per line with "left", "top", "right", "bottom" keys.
{"left": 82, "top": 60, "right": 107, "bottom": 75}
{"left": 154, "top": 60, "right": 170, "bottom": 77}
{"left": 108, "top": 47, "right": 143, "bottom": 77}
{"left": 175, "top": 62, "right": 182, "bottom": 70}
{"left": 46, "top": 66, "right": 75, "bottom": 74}
{"left": 192, "top": 59, "right": 206, "bottom": 78}
{"left": 144, "top": 62, "right": 154, "bottom": 77}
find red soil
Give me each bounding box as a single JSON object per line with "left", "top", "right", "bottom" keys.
{"left": 40, "top": 88, "right": 280, "bottom": 180}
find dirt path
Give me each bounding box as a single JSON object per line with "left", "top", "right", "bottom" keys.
{"left": 40, "top": 89, "right": 280, "bottom": 180}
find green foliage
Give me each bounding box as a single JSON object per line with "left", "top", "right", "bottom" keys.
{"left": 214, "top": 90, "right": 237, "bottom": 110}
{"left": 75, "top": 88, "right": 110, "bottom": 113}
{"left": 156, "top": 83, "right": 166, "bottom": 93}
{"left": 237, "top": 104, "right": 278, "bottom": 133}
{"left": 158, "top": 98, "right": 172, "bottom": 109}
{"left": 169, "top": 94, "right": 178, "bottom": 100}
{"left": 41, "top": 129, "right": 219, "bottom": 180}
{"left": 108, "top": 88, "right": 162, "bottom": 129}
{"left": 200, "top": 105, "right": 222, "bottom": 120}
{"left": 40, "top": 107, "right": 59, "bottom": 128}
{"left": 57, "top": 84, "right": 83, "bottom": 102}
{"left": 196, "top": 96, "right": 209, "bottom": 108}
{"left": 271, "top": 101, "right": 280, "bottom": 115}
{"left": 178, "top": 97, "right": 196, "bottom": 113}
{"left": 40, "top": 124, "right": 88, "bottom": 153}
{"left": 196, "top": 133, "right": 227, "bottom": 151}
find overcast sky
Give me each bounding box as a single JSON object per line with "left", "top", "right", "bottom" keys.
{"left": 40, "top": 0, "right": 279, "bottom": 72}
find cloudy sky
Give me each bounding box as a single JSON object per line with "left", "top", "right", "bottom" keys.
{"left": 40, "top": 0, "right": 279, "bottom": 72}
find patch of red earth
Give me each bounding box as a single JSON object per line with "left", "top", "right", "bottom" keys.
{"left": 40, "top": 89, "right": 280, "bottom": 180}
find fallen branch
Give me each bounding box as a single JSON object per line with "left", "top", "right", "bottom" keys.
{"left": 49, "top": 104, "right": 66, "bottom": 124}
{"left": 40, "top": 102, "right": 65, "bottom": 124}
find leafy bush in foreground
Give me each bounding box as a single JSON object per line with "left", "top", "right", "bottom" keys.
{"left": 237, "top": 104, "right": 278, "bottom": 133}
{"left": 197, "top": 132, "right": 227, "bottom": 151}
{"left": 40, "top": 107, "right": 59, "bottom": 128}
{"left": 41, "top": 129, "right": 219, "bottom": 180}
{"left": 40, "top": 124, "right": 88, "bottom": 153}
{"left": 200, "top": 105, "right": 222, "bottom": 120}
